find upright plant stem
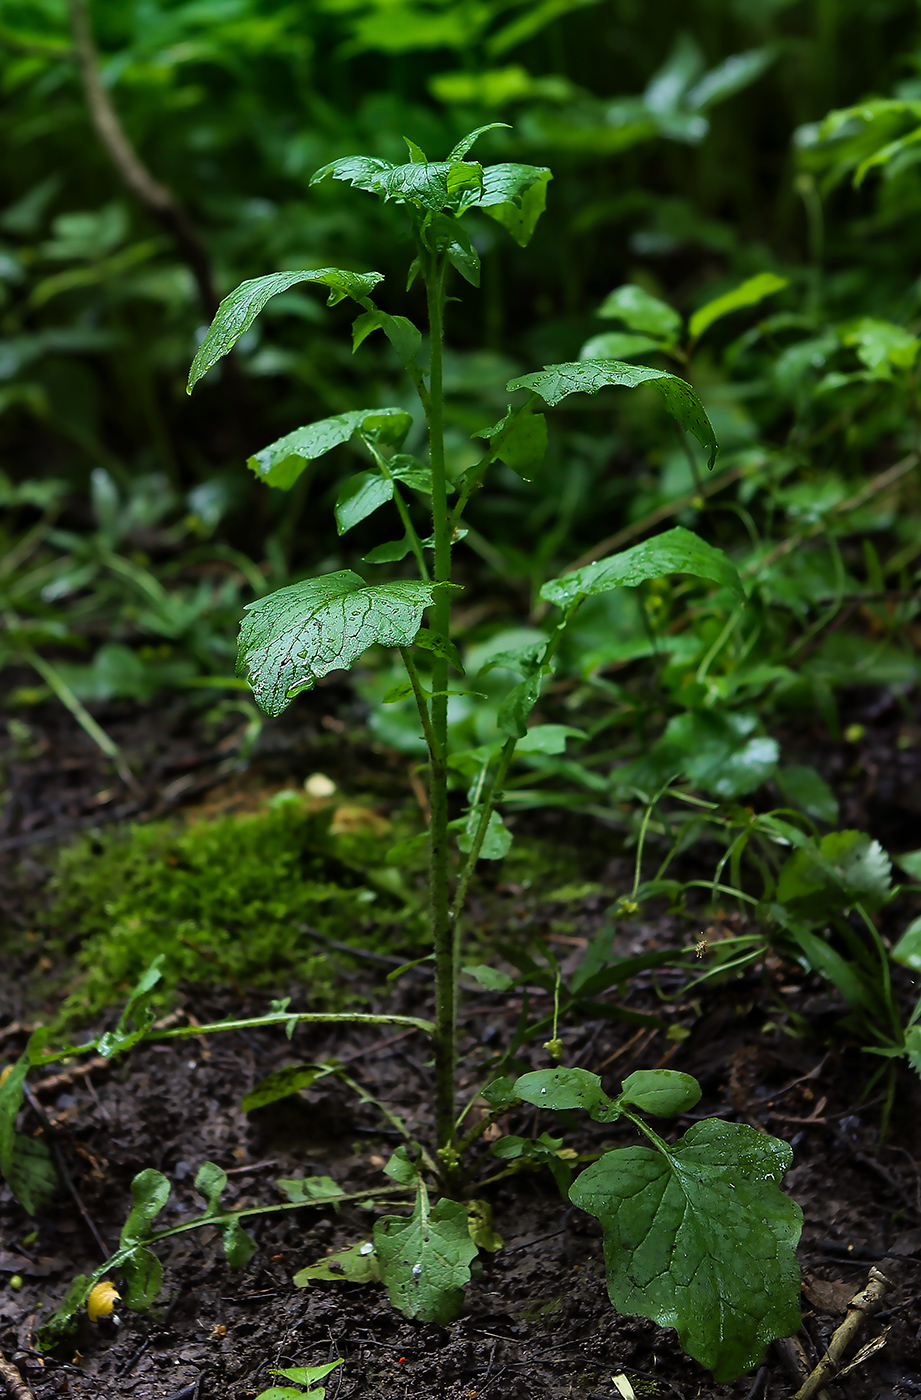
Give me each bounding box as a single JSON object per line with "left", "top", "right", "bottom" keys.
{"left": 423, "top": 254, "right": 456, "bottom": 1155}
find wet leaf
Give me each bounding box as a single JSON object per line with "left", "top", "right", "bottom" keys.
{"left": 374, "top": 1189, "right": 477, "bottom": 1324}
{"left": 248, "top": 408, "right": 412, "bottom": 491}
{"left": 188, "top": 269, "right": 383, "bottom": 390}
{"left": 541, "top": 527, "right": 743, "bottom": 608}
{"left": 237, "top": 572, "right": 440, "bottom": 716}
{"left": 569, "top": 1121, "right": 802, "bottom": 1380}
{"left": 294, "top": 1240, "right": 380, "bottom": 1286}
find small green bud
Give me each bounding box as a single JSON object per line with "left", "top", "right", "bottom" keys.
{"left": 9, "top": 1275, "right": 23, "bottom": 1291}
{"left": 543, "top": 1038, "right": 563, "bottom": 1060}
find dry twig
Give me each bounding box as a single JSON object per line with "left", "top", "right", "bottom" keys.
{"left": 794, "top": 1266, "right": 893, "bottom": 1400}
{"left": 0, "top": 1351, "right": 35, "bottom": 1400}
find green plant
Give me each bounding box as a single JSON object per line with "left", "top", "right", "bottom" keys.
{"left": 3, "top": 124, "right": 823, "bottom": 1384}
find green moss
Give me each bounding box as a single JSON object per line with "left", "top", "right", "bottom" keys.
{"left": 46, "top": 793, "right": 423, "bottom": 1027}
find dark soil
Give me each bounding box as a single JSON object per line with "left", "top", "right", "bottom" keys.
{"left": 3, "top": 684, "right": 921, "bottom": 1398}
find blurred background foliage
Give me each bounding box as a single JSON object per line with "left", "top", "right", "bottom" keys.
{"left": 2, "top": 0, "right": 921, "bottom": 763}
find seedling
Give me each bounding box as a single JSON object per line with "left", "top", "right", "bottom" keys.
{"left": 4, "top": 128, "right": 804, "bottom": 1381}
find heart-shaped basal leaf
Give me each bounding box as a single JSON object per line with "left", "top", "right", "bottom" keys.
{"left": 374, "top": 1192, "right": 477, "bottom": 1324}
{"left": 507, "top": 360, "right": 717, "bottom": 468}
{"left": 569, "top": 1120, "right": 802, "bottom": 1381}
{"left": 248, "top": 408, "right": 413, "bottom": 491}
{"left": 187, "top": 268, "right": 383, "bottom": 391}
{"left": 238, "top": 572, "right": 440, "bottom": 717}
{"left": 541, "top": 526, "right": 744, "bottom": 609}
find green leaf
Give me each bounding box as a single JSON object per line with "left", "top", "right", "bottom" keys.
{"left": 497, "top": 673, "right": 543, "bottom": 737}
{"left": 270, "top": 1363, "right": 343, "bottom": 1388}
{"left": 783, "top": 923, "right": 880, "bottom": 1013}
{"left": 248, "top": 408, "right": 413, "bottom": 491}
{"left": 569, "top": 1121, "right": 802, "bottom": 1381}
{"left": 447, "top": 123, "right": 511, "bottom": 161}
{"left": 241, "top": 1065, "right": 326, "bottom": 1113}
{"left": 777, "top": 831, "right": 893, "bottom": 914}
{"left": 414, "top": 627, "right": 464, "bottom": 672}
{"left": 187, "top": 269, "right": 383, "bottom": 391}
{"left": 352, "top": 309, "right": 422, "bottom": 367}
{"left": 596, "top": 284, "right": 682, "bottom": 343}
{"left": 467, "top": 1198, "right": 504, "bottom": 1252}
{"left": 277, "top": 1175, "right": 346, "bottom": 1209}
{"left": 619, "top": 1070, "right": 701, "bottom": 1117}
{"left": 490, "top": 1131, "right": 575, "bottom": 1196}
{"left": 580, "top": 331, "right": 667, "bottom": 361}
{"left": 312, "top": 156, "right": 484, "bottom": 214}
{"left": 684, "top": 46, "right": 777, "bottom": 111}
{"left": 516, "top": 724, "right": 585, "bottom": 755}
{"left": 508, "top": 361, "right": 717, "bottom": 468}
{"left": 3, "top": 1134, "right": 58, "bottom": 1216}
{"left": 482, "top": 1076, "right": 518, "bottom": 1110}
{"left": 237, "top": 572, "right": 440, "bottom": 717}
{"left": 383, "top": 1146, "right": 418, "bottom": 1184}
{"left": 473, "top": 164, "right": 553, "bottom": 246}
{"left": 457, "top": 808, "right": 513, "bottom": 860}
{"left": 382, "top": 679, "right": 416, "bottom": 704}
{"left": 840, "top": 317, "right": 918, "bottom": 371}
{"left": 895, "top": 850, "right": 921, "bottom": 880}
{"left": 541, "top": 527, "right": 743, "bottom": 607}
{"left": 194, "top": 1160, "right": 227, "bottom": 1213}
{"left": 364, "top": 537, "right": 412, "bottom": 564}
{"left": 97, "top": 956, "right": 164, "bottom": 1058}
{"left": 222, "top": 1217, "right": 257, "bottom": 1268}
{"left": 37, "top": 1273, "right": 90, "bottom": 1351}
{"left": 374, "top": 1188, "right": 477, "bottom": 1324}
{"left": 294, "top": 1240, "right": 380, "bottom": 1286}
{"left": 775, "top": 766, "right": 839, "bottom": 825}
{"left": 390, "top": 455, "right": 434, "bottom": 493}
{"left": 475, "top": 402, "right": 548, "bottom": 480}
{"left": 120, "top": 1168, "right": 170, "bottom": 1248}
{"left": 335, "top": 471, "right": 393, "bottom": 534}
{"left": 688, "top": 272, "right": 788, "bottom": 343}
{"left": 627, "top": 709, "right": 778, "bottom": 800}
{"left": 514, "top": 1067, "right": 616, "bottom": 1117}
{"left": 462, "top": 964, "right": 514, "bottom": 992}
{"left": 121, "top": 1245, "right": 163, "bottom": 1310}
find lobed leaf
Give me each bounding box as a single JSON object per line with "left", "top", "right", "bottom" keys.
{"left": 541, "top": 526, "right": 744, "bottom": 608}
{"left": 374, "top": 1191, "right": 477, "bottom": 1324}
{"left": 238, "top": 572, "right": 440, "bottom": 717}
{"left": 569, "top": 1121, "right": 802, "bottom": 1381}
{"left": 248, "top": 408, "right": 412, "bottom": 491}
{"left": 507, "top": 360, "right": 717, "bottom": 467}
{"left": 188, "top": 269, "right": 383, "bottom": 391}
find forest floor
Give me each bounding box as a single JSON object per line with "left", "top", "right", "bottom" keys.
{"left": 2, "top": 681, "right": 921, "bottom": 1400}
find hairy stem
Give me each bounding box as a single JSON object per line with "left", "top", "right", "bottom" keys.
{"left": 423, "top": 252, "right": 457, "bottom": 1157}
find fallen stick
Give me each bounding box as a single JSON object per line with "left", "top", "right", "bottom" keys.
{"left": 794, "top": 1266, "right": 893, "bottom": 1400}
{"left": 0, "top": 1351, "right": 35, "bottom": 1400}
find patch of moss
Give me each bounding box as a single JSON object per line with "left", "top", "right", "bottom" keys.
{"left": 46, "top": 793, "right": 424, "bottom": 1027}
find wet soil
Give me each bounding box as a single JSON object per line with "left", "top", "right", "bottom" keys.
{"left": 2, "top": 685, "right": 921, "bottom": 1398}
